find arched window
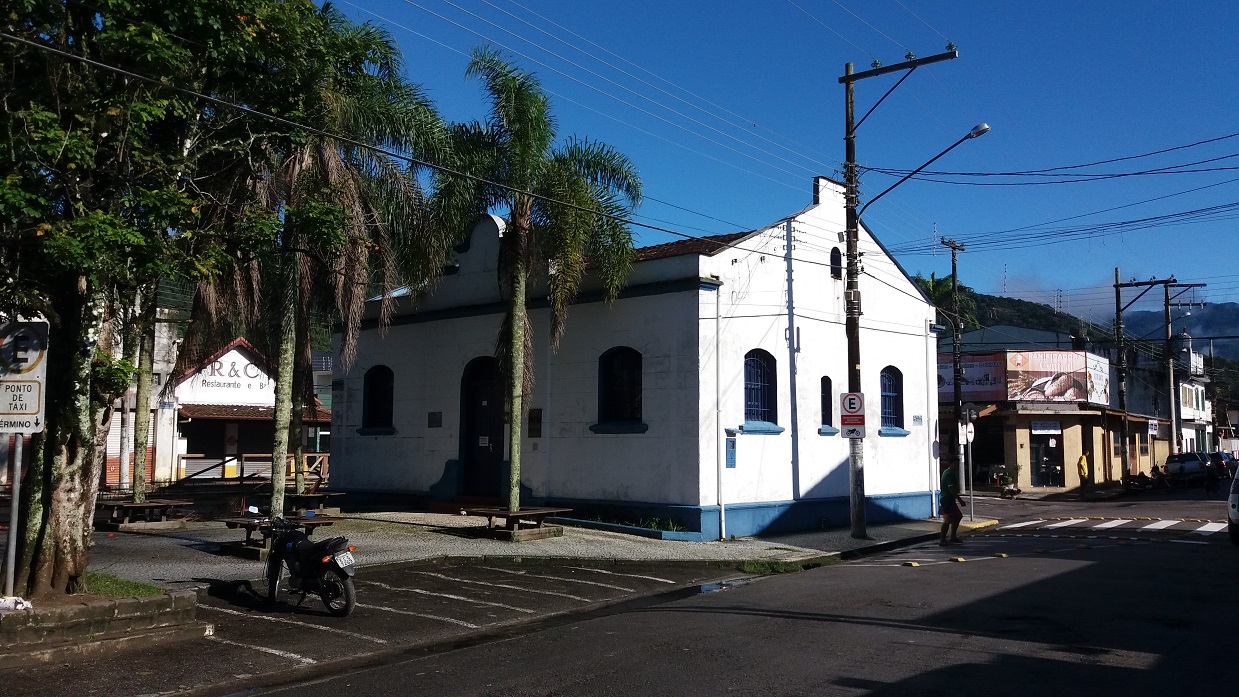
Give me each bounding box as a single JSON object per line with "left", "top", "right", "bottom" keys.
{"left": 820, "top": 376, "right": 833, "bottom": 426}
{"left": 880, "top": 366, "right": 903, "bottom": 429}
{"left": 744, "top": 350, "right": 777, "bottom": 424}
{"left": 830, "top": 247, "right": 843, "bottom": 280}
{"left": 362, "top": 365, "right": 394, "bottom": 432}
{"left": 598, "top": 347, "right": 642, "bottom": 423}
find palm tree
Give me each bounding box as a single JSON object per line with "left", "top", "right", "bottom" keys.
{"left": 916, "top": 272, "right": 978, "bottom": 330}
{"left": 436, "top": 47, "right": 642, "bottom": 514}
{"left": 184, "top": 6, "right": 453, "bottom": 516}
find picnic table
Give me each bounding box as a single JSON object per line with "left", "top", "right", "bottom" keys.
{"left": 96, "top": 499, "right": 191, "bottom": 530}
{"left": 217, "top": 515, "right": 345, "bottom": 561}
{"left": 459, "top": 506, "right": 573, "bottom": 531}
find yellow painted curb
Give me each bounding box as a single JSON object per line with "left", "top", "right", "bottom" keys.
{"left": 993, "top": 553, "right": 1008, "bottom": 558}
{"left": 902, "top": 561, "right": 920, "bottom": 567}
{"left": 949, "top": 557, "right": 966, "bottom": 562}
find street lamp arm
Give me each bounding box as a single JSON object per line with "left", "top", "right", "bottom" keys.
{"left": 858, "top": 123, "right": 989, "bottom": 219}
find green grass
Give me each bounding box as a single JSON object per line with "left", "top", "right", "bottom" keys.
{"left": 86, "top": 572, "right": 165, "bottom": 597}
{"left": 739, "top": 558, "right": 838, "bottom": 575}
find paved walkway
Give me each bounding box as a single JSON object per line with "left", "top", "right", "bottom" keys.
{"left": 86, "top": 512, "right": 999, "bottom": 591}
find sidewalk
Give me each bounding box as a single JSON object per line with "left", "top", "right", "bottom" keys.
{"left": 85, "top": 512, "right": 1000, "bottom": 591}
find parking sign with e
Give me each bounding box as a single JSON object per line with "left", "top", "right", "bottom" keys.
{"left": 1, "top": 320, "right": 49, "bottom": 433}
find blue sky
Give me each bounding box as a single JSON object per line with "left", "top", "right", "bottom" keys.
{"left": 343, "top": 0, "right": 1238, "bottom": 321}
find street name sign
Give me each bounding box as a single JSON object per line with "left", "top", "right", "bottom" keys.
{"left": 1, "top": 320, "right": 49, "bottom": 434}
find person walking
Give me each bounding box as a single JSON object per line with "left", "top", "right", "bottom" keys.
{"left": 1077, "top": 452, "right": 1089, "bottom": 490}
{"left": 939, "top": 459, "right": 966, "bottom": 545}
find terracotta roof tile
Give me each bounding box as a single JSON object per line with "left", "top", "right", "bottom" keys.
{"left": 179, "top": 404, "right": 330, "bottom": 423}
{"left": 633, "top": 232, "right": 754, "bottom": 262}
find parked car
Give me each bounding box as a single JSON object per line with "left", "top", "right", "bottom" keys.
{"left": 1209, "top": 451, "right": 1238, "bottom": 478}
{"left": 1162, "top": 452, "right": 1210, "bottom": 485}
{"left": 1228, "top": 474, "right": 1239, "bottom": 544}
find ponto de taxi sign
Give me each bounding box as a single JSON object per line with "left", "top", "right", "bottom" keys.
{"left": 0, "top": 320, "right": 49, "bottom": 434}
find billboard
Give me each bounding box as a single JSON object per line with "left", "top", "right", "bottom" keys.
{"left": 1006, "top": 351, "right": 1109, "bottom": 406}
{"left": 936, "top": 353, "right": 1007, "bottom": 401}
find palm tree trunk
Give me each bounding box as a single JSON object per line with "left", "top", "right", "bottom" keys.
{"left": 506, "top": 264, "right": 526, "bottom": 514}
{"left": 268, "top": 250, "right": 298, "bottom": 517}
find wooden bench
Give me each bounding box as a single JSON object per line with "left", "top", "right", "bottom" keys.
{"left": 217, "top": 515, "right": 344, "bottom": 561}
{"left": 96, "top": 499, "right": 192, "bottom": 531}
{"left": 283, "top": 492, "right": 345, "bottom": 515}
{"left": 460, "top": 506, "right": 573, "bottom": 532}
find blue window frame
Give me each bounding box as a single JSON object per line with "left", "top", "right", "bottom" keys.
{"left": 598, "top": 347, "right": 642, "bottom": 423}
{"left": 362, "top": 365, "right": 394, "bottom": 431}
{"left": 820, "top": 376, "right": 833, "bottom": 426}
{"left": 744, "top": 350, "right": 777, "bottom": 424}
{"left": 830, "top": 248, "right": 843, "bottom": 279}
{"left": 880, "top": 366, "right": 903, "bottom": 429}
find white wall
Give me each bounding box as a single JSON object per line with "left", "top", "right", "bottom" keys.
{"left": 333, "top": 177, "right": 939, "bottom": 519}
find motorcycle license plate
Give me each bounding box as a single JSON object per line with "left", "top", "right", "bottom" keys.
{"left": 334, "top": 551, "right": 355, "bottom": 567}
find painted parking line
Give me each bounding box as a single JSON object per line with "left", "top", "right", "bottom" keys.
{"left": 363, "top": 580, "right": 536, "bottom": 614}
{"left": 1192, "top": 522, "right": 1227, "bottom": 535}
{"left": 1044, "top": 519, "right": 1089, "bottom": 529}
{"left": 478, "top": 566, "right": 635, "bottom": 592}
{"left": 198, "top": 604, "right": 388, "bottom": 644}
{"left": 356, "top": 603, "right": 480, "bottom": 629}
{"left": 411, "top": 571, "right": 591, "bottom": 601}
{"left": 1140, "top": 520, "right": 1179, "bottom": 530}
{"left": 1092, "top": 519, "right": 1133, "bottom": 529}
{"left": 208, "top": 635, "right": 316, "bottom": 664}
{"left": 566, "top": 566, "right": 677, "bottom": 584}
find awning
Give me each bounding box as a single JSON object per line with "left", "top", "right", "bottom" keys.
{"left": 178, "top": 404, "right": 331, "bottom": 424}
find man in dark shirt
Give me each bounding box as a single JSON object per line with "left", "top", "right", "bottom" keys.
{"left": 940, "top": 459, "right": 966, "bottom": 545}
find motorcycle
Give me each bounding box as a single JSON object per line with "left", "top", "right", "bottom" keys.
{"left": 264, "top": 514, "right": 358, "bottom": 617}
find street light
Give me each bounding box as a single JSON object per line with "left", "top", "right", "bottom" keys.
{"left": 841, "top": 49, "right": 986, "bottom": 539}
{"left": 858, "top": 124, "right": 990, "bottom": 219}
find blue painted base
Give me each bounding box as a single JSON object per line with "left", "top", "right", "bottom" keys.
{"left": 541, "top": 491, "right": 935, "bottom": 541}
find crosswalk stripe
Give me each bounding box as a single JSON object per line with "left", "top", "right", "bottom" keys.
{"left": 1193, "top": 522, "right": 1227, "bottom": 534}
{"left": 1045, "top": 519, "right": 1089, "bottom": 529}
{"left": 1141, "top": 520, "right": 1178, "bottom": 530}
{"left": 1000, "top": 520, "right": 1045, "bottom": 529}
{"left": 1092, "top": 520, "right": 1132, "bottom": 529}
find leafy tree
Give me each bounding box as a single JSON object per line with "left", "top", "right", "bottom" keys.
{"left": 0, "top": 0, "right": 334, "bottom": 597}
{"left": 435, "top": 47, "right": 642, "bottom": 513}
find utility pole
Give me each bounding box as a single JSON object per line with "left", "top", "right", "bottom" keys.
{"left": 1114, "top": 273, "right": 1175, "bottom": 476}
{"left": 1166, "top": 282, "right": 1206, "bottom": 454}
{"left": 840, "top": 49, "right": 958, "bottom": 540}
{"left": 943, "top": 238, "right": 966, "bottom": 498}
{"left": 783, "top": 219, "right": 802, "bottom": 499}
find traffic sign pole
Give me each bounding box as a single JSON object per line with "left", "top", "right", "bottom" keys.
{"left": 4, "top": 436, "right": 20, "bottom": 597}
{"left": 2, "top": 319, "right": 48, "bottom": 598}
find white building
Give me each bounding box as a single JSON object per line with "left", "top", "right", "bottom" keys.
{"left": 330, "top": 177, "right": 941, "bottom": 539}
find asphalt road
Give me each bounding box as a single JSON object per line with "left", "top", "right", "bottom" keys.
{"left": 241, "top": 495, "right": 1238, "bottom": 697}
{"left": 5, "top": 490, "right": 1234, "bottom": 696}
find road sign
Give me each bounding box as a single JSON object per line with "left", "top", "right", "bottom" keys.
{"left": 840, "top": 392, "right": 865, "bottom": 438}
{"left": 1, "top": 320, "right": 49, "bottom": 433}
{"left": 966, "top": 423, "right": 975, "bottom": 444}
{"left": 842, "top": 425, "right": 866, "bottom": 439}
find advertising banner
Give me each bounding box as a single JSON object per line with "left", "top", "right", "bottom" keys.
{"left": 1006, "top": 351, "right": 1109, "bottom": 406}
{"left": 936, "top": 353, "right": 1006, "bottom": 401}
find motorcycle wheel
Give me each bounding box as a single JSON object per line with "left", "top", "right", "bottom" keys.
{"left": 266, "top": 556, "right": 285, "bottom": 605}
{"left": 321, "top": 568, "right": 356, "bottom": 617}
